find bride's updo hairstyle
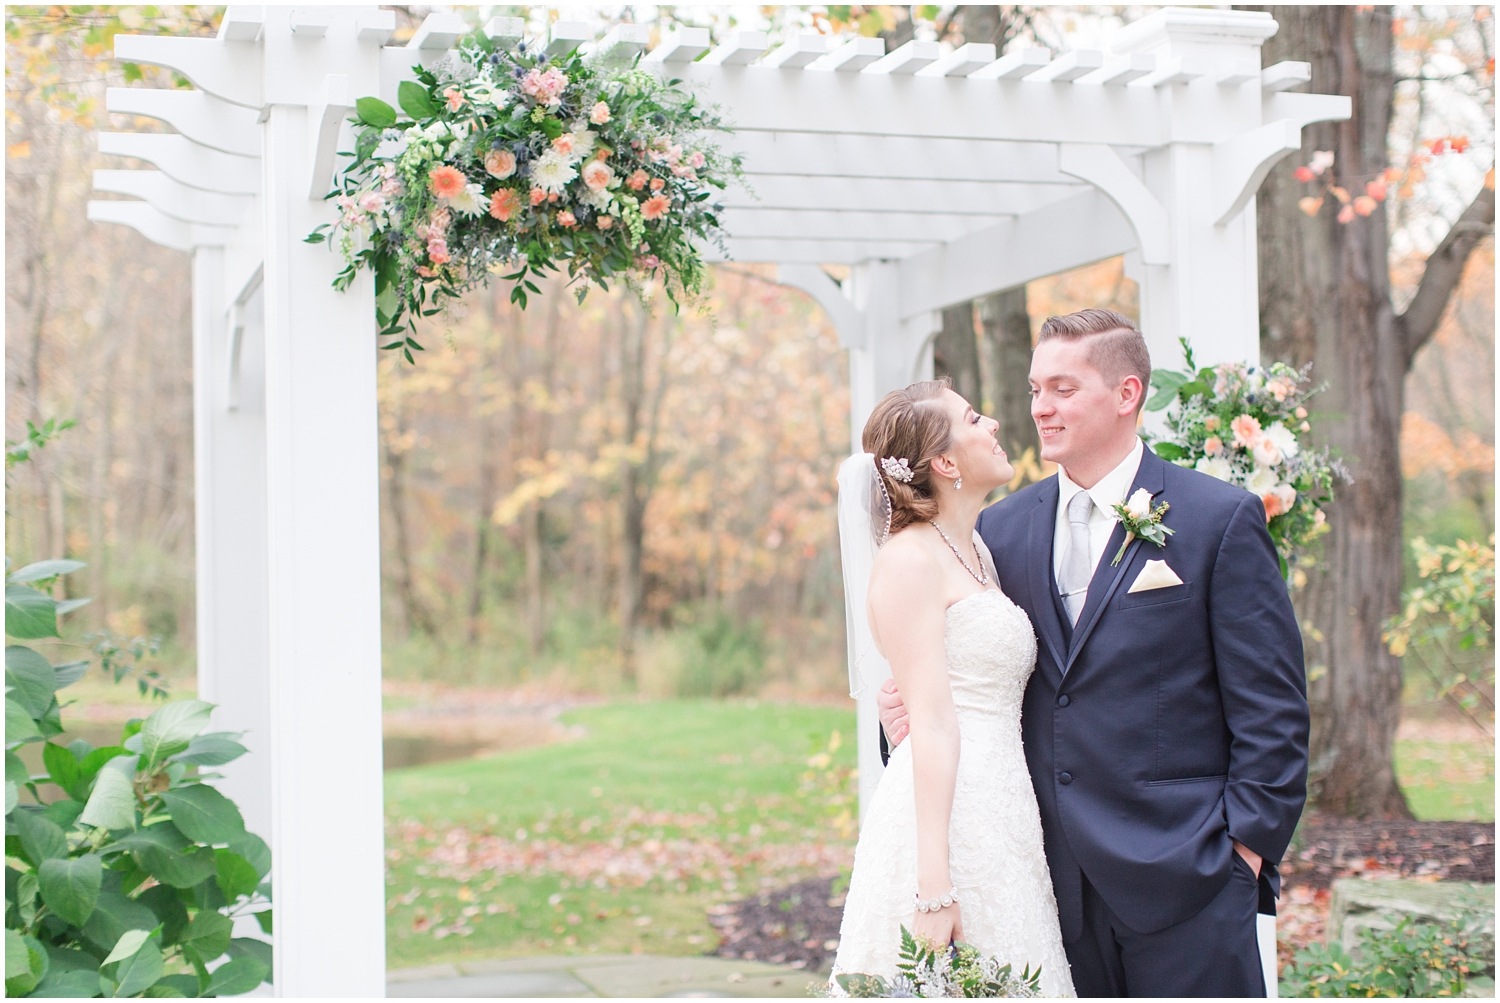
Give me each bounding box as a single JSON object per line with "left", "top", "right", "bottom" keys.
{"left": 862, "top": 379, "right": 954, "bottom": 535}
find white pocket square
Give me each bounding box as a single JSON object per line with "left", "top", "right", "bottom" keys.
{"left": 1128, "top": 559, "right": 1184, "bottom": 593}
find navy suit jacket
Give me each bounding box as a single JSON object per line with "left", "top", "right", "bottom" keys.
{"left": 975, "top": 443, "right": 1309, "bottom": 942}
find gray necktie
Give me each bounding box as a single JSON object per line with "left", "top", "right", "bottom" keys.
{"left": 1059, "top": 491, "right": 1094, "bottom": 625}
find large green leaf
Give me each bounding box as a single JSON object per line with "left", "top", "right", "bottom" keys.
{"left": 6, "top": 645, "right": 58, "bottom": 718}
{"left": 5, "top": 584, "right": 58, "bottom": 639}
{"left": 225, "top": 831, "right": 271, "bottom": 879}
{"left": 52, "top": 659, "right": 89, "bottom": 688}
{"left": 42, "top": 798, "right": 84, "bottom": 830}
{"left": 139, "top": 701, "right": 214, "bottom": 765}
{"left": 177, "top": 909, "right": 233, "bottom": 966}
{"left": 6, "top": 696, "right": 42, "bottom": 743}
{"left": 148, "top": 973, "right": 202, "bottom": 996}
{"left": 6, "top": 749, "right": 28, "bottom": 786}
{"left": 102, "top": 929, "right": 152, "bottom": 966}
{"left": 159, "top": 785, "right": 244, "bottom": 844}
{"left": 205, "top": 956, "right": 267, "bottom": 996}
{"left": 6, "top": 560, "right": 85, "bottom": 584}
{"left": 15, "top": 809, "right": 68, "bottom": 864}
{"left": 226, "top": 938, "right": 272, "bottom": 984}
{"left": 38, "top": 853, "right": 102, "bottom": 926}
{"left": 42, "top": 741, "right": 81, "bottom": 799}
{"left": 28, "top": 968, "right": 100, "bottom": 997}
{"left": 397, "top": 79, "right": 435, "bottom": 119}
{"left": 78, "top": 745, "right": 128, "bottom": 784}
{"left": 142, "top": 844, "right": 218, "bottom": 890}
{"left": 355, "top": 95, "right": 397, "bottom": 128}
{"left": 169, "top": 733, "right": 247, "bottom": 768}
{"left": 4, "top": 928, "right": 45, "bottom": 997}
{"left": 79, "top": 761, "right": 137, "bottom": 830}
{"left": 82, "top": 892, "right": 158, "bottom": 955}
{"left": 214, "top": 850, "right": 259, "bottom": 901}
{"left": 111, "top": 935, "right": 163, "bottom": 996}
{"left": 135, "top": 884, "right": 190, "bottom": 947}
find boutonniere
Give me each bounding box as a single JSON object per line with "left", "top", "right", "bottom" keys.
{"left": 1110, "top": 488, "right": 1174, "bottom": 566}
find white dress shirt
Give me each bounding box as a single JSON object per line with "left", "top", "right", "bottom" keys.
{"left": 1053, "top": 436, "right": 1145, "bottom": 591}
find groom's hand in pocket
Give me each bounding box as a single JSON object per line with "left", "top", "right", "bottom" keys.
{"left": 1233, "top": 840, "right": 1263, "bottom": 878}
{"left": 877, "top": 679, "right": 910, "bottom": 746}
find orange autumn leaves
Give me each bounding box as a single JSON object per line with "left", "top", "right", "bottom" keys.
{"left": 1292, "top": 136, "right": 1475, "bottom": 223}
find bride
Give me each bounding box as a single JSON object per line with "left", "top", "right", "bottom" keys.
{"left": 831, "top": 381, "right": 1075, "bottom": 997}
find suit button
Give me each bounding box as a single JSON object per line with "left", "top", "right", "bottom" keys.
{"left": 1057, "top": 694, "right": 1070, "bottom": 707}
{"left": 1059, "top": 772, "right": 1073, "bottom": 785}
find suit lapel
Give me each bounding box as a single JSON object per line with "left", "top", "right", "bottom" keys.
{"left": 1064, "top": 446, "right": 1168, "bottom": 673}
{"left": 1026, "top": 477, "right": 1067, "bottom": 688}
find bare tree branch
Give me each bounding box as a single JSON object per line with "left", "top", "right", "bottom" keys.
{"left": 1399, "top": 182, "right": 1495, "bottom": 370}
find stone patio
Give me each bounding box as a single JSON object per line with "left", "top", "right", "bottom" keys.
{"left": 387, "top": 954, "right": 824, "bottom": 998}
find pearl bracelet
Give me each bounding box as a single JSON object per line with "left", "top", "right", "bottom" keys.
{"left": 913, "top": 887, "right": 960, "bottom": 913}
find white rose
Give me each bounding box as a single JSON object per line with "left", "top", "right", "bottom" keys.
{"left": 1251, "top": 437, "right": 1282, "bottom": 467}
{"left": 1246, "top": 466, "right": 1279, "bottom": 497}
{"left": 1263, "top": 421, "right": 1300, "bottom": 460}
{"left": 1195, "top": 456, "right": 1234, "bottom": 482}
{"left": 1124, "top": 488, "right": 1153, "bottom": 519}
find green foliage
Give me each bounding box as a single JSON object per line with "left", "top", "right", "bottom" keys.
{"left": 1385, "top": 537, "right": 1495, "bottom": 723}
{"left": 662, "top": 610, "right": 765, "bottom": 698}
{"left": 824, "top": 926, "right": 1042, "bottom": 997}
{"left": 1280, "top": 913, "right": 1491, "bottom": 997}
{"left": 5, "top": 418, "right": 74, "bottom": 474}
{"left": 5, "top": 563, "right": 272, "bottom": 997}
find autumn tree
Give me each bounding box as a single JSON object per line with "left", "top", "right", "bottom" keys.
{"left": 1248, "top": 5, "right": 1495, "bottom": 817}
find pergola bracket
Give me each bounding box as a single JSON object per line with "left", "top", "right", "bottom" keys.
{"left": 1058, "top": 143, "right": 1171, "bottom": 264}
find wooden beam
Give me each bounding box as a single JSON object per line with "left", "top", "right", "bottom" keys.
{"left": 97, "top": 133, "right": 260, "bottom": 195}
{"left": 731, "top": 132, "right": 1076, "bottom": 185}
{"left": 721, "top": 175, "right": 1082, "bottom": 216}
{"left": 93, "top": 169, "right": 252, "bottom": 226}
{"left": 1211, "top": 119, "right": 1303, "bottom": 225}
{"left": 808, "top": 36, "right": 884, "bottom": 73}
{"left": 87, "top": 199, "right": 233, "bottom": 250}
{"left": 719, "top": 207, "right": 997, "bottom": 244}
{"left": 1057, "top": 143, "right": 1170, "bottom": 264}
{"left": 709, "top": 237, "right": 940, "bottom": 264}
{"left": 114, "top": 34, "right": 262, "bottom": 108}
{"left": 105, "top": 87, "right": 261, "bottom": 158}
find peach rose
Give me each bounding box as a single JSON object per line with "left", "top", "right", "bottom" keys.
{"left": 649, "top": 177, "right": 665, "bottom": 192}
{"left": 597, "top": 215, "right": 614, "bottom": 230}
{"left": 1230, "top": 413, "right": 1262, "bottom": 450}
{"left": 581, "top": 160, "right": 613, "bottom": 192}
{"left": 627, "top": 169, "right": 648, "bottom": 191}
{"left": 589, "top": 101, "right": 611, "bottom": 125}
{"left": 556, "top": 209, "right": 577, "bottom": 228}
{"left": 428, "top": 165, "right": 467, "bottom": 200}
{"left": 1203, "top": 436, "right": 1223, "bottom": 457}
{"left": 529, "top": 188, "right": 547, "bottom": 207}
{"left": 484, "top": 149, "right": 517, "bottom": 180}
{"left": 444, "top": 86, "right": 465, "bottom": 112}
{"left": 552, "top": 132, "right": 576, "bottom": 158}
{"left": 426, "top": 237, "right": 450, "bottom": 265}
{"left": 1262, "top": 484, "right": 1296, "bottom": 521}
{"left": 489, "top": 188, "right": 522, "bottom": 222}
{"left": 641, "top": 193, "right": 670, "bottom": 221}
{"left": 1252, "top": 437, "right": 1282, "bottom": 467}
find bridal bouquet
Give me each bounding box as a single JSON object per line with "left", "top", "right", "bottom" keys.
{"left": 308, "top": 29, "right": 739, "bottom": 360}
{"left": 1145, "top": 337, "right": 1349, "bottom": 577}
{"left": 821, "top": 927, "right": 1042, "bottom": 998}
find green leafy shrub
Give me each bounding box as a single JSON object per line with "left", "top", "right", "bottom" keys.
{"left": 673, "top": 611, "right": 764, "bottom": 698}
{"left": 6, "top": 560, "right": 272, "bottom": 998}
{"left": 1280, "top": 913, "right": 1491, "bottom": 998}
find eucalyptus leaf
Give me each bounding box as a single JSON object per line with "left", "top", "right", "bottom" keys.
{"left": 5, "top": 584, "right": 58, "bottom": 639}
{"left": 80, "top": 761, "right": 137, "bottom": 830}
{"left": 6, "top": 559, "right": 85, "bottom": 584}
{"left": 37, "top": 853, "right": 102, "bottom": 926}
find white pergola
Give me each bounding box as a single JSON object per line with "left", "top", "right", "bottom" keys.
{"left": 89, "top": 6, "right": 1349, "bottom": 995}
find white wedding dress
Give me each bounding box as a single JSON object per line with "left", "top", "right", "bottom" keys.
{"left": 831, "top": 588, "right": 1076, "bottom": 997}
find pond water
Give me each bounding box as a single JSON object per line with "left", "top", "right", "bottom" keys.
{"left": 15, "top": 725, "right": 491, "bottom": 775}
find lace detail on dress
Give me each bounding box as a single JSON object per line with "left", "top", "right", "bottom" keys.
{"left": 831, "top": 590, "right": 1075, "bottom": 997}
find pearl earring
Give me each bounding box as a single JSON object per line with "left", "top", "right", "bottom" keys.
{"left": 954, "top": 475, "right": 963, "bottom": 491}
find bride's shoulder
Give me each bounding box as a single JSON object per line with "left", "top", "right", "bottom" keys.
{"left": 871, "top": 527, "right": 944, "bottom": 592}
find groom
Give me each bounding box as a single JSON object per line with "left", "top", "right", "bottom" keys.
{"left": 877, "top": 309, "right": 1309, "bottom": 997}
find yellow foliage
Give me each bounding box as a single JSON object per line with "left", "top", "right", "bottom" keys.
{"left": 1400, "top": 412, "right": 1495, "bottom": 480}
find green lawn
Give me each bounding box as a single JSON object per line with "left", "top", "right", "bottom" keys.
{"left": 1395, "top": 736, "right": 1495, "bottom": 822}
{"left": 379, "top": 699, "right": 1493, "bottom": 971}
{"left": 383, "top": 700, "right": 857, "bottom": 970}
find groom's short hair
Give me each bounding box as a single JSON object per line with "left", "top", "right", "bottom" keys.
{"left": 1036, "top": 309, "right": 1151, "bottom": 413}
